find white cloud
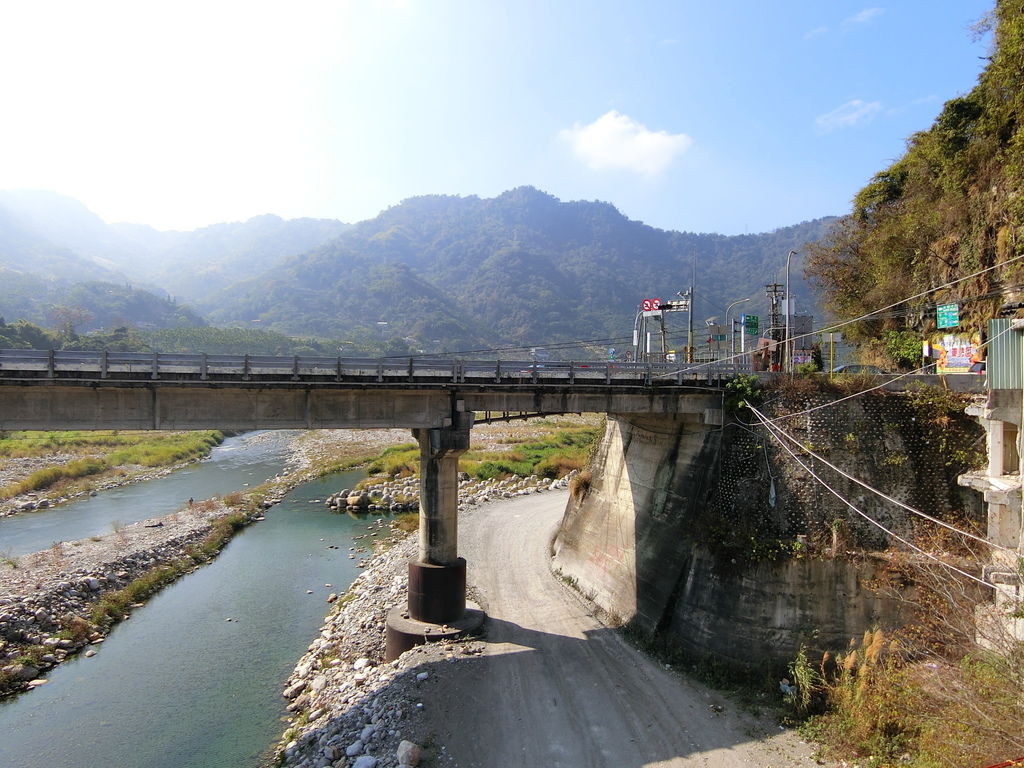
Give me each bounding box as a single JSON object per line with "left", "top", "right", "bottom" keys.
{"left": 815, "top": 99, "right": 882, "bottom": 133}
{"left": 559, "top": 111, "right": 692, "bottom": 175}
{"left": 843, "top": 7, "right": 883, "bottom": 27}
{"left": 803, "top": 25, "right": 829, "bottom": 40}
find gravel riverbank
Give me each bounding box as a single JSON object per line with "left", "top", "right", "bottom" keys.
{"left": 273, "top": 477, "right": 573, "bottom": 768}
{"left": 0, "top": 420, "right": 590, "bottom": 700}
{"left": 0, "top": 497, "right": 271, "bottom": 694}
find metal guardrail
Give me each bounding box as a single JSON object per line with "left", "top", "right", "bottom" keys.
{"left": 0, "top": 349, "right": 750, "bottom": 387}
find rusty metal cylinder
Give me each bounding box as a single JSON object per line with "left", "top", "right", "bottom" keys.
{"left": 408, "top": 558, "right": 466, "bottom": 624}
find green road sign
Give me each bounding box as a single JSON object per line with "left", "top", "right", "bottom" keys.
{"left": 742, "top": 314, "right": 759, "bottom": 333}
{"left": 936, "top": 303, "right": 959, "bottom": 329}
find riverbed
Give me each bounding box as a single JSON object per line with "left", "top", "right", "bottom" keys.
{"left": 0, "top": 456, "right": 383, "bottom": 768}
{"left": 0, "top": 431, "right": 297, "bottom": 558}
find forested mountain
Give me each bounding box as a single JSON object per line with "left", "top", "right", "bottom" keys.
{"left": 0, "top": 187, "right": 833, "bottom": 353}
{"left": 807, "top": 0, "right": 1024, "bottom": 350}
{"left": 206, "top": 187, "right": 834, "bottom": 352}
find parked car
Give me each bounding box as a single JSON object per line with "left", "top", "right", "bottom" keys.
{"left": 831, "top": 364, "right": 883, "bottom": 374}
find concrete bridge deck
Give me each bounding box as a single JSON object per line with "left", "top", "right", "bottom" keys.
{"left": 0, "top": 349, "right": 734, "bottom": 431}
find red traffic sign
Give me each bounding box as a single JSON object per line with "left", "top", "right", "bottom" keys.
{"left": 641, "top": 298, "right": 662, "bottom": 312}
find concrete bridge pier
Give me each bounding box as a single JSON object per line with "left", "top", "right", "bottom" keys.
{"left": 385, "top": 410, "right": 485, "bottom": 660}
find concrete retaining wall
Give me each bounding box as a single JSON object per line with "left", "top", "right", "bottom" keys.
{"left": 553, "top": 392, "right": 981, "bottom": 665}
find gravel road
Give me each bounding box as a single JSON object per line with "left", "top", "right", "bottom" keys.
{"left": 416, "top": 491, "right": 819, "bottom": 768}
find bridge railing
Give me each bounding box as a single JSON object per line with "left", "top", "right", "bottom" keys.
{"left": 0, "top": 349, "right": 750, "bottom": 386}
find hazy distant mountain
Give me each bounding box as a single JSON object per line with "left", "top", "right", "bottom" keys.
{"left": 0, "top": 190, "right": 350, "bottom": 332}
{"left": 107, "top": 214, "right": 351, "bottom": 300}
{"left": 0, "top": 197, "right": 124, "bottom": 282}
{"left": 0, "top": 190, "right": 129, "bottom": 264}
{"left": 205, "top": 187, "right": 835, "bottom": 351}
{"left": 0, "top": 190, "right": 350, "bottom": 300}
{"left": 0, "top": 270, "right": 205, "bottom": 332}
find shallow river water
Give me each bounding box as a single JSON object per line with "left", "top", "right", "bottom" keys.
{"left": 0, "top": 440, "right": 381, "bottom": 768}
{"left": 0, "top": 431, "right": 296, "bottom": 558}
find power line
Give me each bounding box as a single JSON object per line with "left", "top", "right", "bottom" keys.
{"left": 655, "top": 250, "right": 1024, "bottom": 378}
{"left": 750, "top": 405, "right": 1004, "bottom": 594}
{"left": 748, "top": 405, "right": 1014, "bottom": 555}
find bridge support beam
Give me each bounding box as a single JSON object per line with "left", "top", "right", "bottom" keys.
{"left": 386, "top": 409, "right": 484, "bottom": 659}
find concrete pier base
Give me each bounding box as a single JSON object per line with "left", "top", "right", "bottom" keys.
{"left": 385, "top": 406, "right": 485, "bottom": 661}
{"left": 385, "top": 602, "right": 485, "bottom": 660}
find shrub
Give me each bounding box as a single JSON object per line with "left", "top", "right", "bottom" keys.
{"left": 569, "top": 470, "right": 592, "bottom": 501}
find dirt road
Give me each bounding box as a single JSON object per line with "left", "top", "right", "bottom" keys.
{"left": 416, "top": 491, "right": 818, "bottom": 768}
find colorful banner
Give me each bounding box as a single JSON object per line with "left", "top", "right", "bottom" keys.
{"left": 932, "top": 332, "right": 981, "bottom": 374}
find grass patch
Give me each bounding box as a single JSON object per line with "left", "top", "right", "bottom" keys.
{"left": 104, "top": 431, "right": 223, "bottom": 467}
{"left": 797, "top": 631, "right": 1024, "bottom": 767}
{"left": 90, "top": 563, "right": 183, "bottom": 624}
{"left": 365, "top": 443, "right": 419, "bottom": 478}
{"left": 460, "top": 424, "right": 601, "bottom": 480}
{"left": 393, "top": 511, "right": 419, "bottom": 533}
{"left": 0, "top": 430, "right": 224, "bottom": 500}
{"left": 3, "top": 457, "right": 108, "bottom": 497}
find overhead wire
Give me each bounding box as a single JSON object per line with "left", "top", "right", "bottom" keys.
{"left": 760, "top": 320, "right": 1018, "bottom": 424}
{"left": 747, "top": 404, "right": 1016, "bottom": 555}
{"left": 747, "top": 405, "right": 1004, "bottom": 593}
{"left": 656, "top": 250, "right": 1024, "bottom": 378}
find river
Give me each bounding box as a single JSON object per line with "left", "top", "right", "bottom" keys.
{"left": 0, "top": 435, "right": 386, "bottom": 768}
{"left": 0, "top": 431, "right": 295, "bottom": 558}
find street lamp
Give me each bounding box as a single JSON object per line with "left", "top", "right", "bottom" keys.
{"left": 725, "top": 298, "right": 751, "bottom": 357}
{"left": 785, "top": 250, "right": 797, "bottom": 373}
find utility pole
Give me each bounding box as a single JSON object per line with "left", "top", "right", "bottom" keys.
{"left": 686, "top": 254, "right": 695, "bottom": 363}
{"left": 765, "top": 283, "right": 785, "bottom": 371}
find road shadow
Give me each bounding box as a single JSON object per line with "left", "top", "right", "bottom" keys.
{"left": 394, "top": 615, "right": 792, "bottom": 767}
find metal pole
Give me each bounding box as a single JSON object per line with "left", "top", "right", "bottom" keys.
{"left": 725, "top": 298, "right": 750, "bottom": 357}
{"left": 688, "top": 254, "right": 695, "bottom": 363}
{"left": 632, "top": 309, "right": 642, "bottom": 361}
{"left": 785, "top": 250, "right": 796, "bottom": 373}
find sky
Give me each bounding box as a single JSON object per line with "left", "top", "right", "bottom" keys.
{"left": 0, "top": 0, "right": 996, "bottom": 234}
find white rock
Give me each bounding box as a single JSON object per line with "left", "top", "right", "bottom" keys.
{"left": 352, "top": 757, "right": 378, "bottom": 768}
{"left": 345, "top": 740, "right": 364, "bottom": 757}
{"left": 415, "top": 672, "right": 429, "bottom": 681}
{"left": 352, "top": 657, "right": 371, "bottom": 671}
{"left": 397, "top": 740, "right": 422, "bottom": 766}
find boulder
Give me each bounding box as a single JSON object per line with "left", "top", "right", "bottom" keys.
{"left": 397, "top": 740, "right": 422, "bottom": 766}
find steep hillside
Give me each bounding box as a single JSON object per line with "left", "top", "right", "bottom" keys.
{"left": 0, "top": 272, "right": 205, "bottom": 333}
{"left": 207, "top": 187, "right": 834, "bottom": 351}
{"left": 807, "top": 0, "right": 1024, "bottom": 349}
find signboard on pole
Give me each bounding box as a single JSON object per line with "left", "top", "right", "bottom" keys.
{"left": 641, "top": 298, "right": 662, "bottom": 312}
{"left": 933, "top": 332, "right": 980, "bottom": 373}
{"left": 936, "top": 303, "right": 959, "bottom": 329}
{"left": 742, "top": 314, "right": 760, "bottom": 334}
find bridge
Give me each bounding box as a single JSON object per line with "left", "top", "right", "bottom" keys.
{"left": 0, "top": 349, "right": 734, "bottom": 657}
